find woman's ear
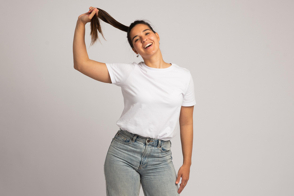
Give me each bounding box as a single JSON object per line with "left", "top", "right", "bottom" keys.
{"left": 132, "top": 48, "right": 137, "bottom": 54}
{"left": 155, "top": 32, "right": 160, "bottom": 42}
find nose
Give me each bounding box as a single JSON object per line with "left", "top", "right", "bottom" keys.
{"left": 142, "top": 36, "right": 147, "bottom": 43}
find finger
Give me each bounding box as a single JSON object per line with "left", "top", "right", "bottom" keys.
{"left": 178, "top": 183, "right": 185, "bottom": 193}
{"left": 175, "top": 171, "right": 182, "bottom": 184}
{"left": 183, "top": 179, "right": 188, "bottom": 183}
{"left": 89, "top": 7, "right": 96, "bottom": 11}
{"left": 87, "top": 7, "right": 93, "bottom": 13}
{"left": 89, "top": 9, "right": 96, "bottom": 18}
{"left": 178, "top": 185, "right": 183, "bottom": 194}
{"left": 88, "top": 7, "right": 94, "bottom": 12}
{"left": 175, "top": 175, "right": 181, "bottom": 184}
{"left": 89, "top": 8, "right": 98, "bottom": 17}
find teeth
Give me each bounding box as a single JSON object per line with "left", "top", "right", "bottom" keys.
{"left": 145, "top": 43, "right": 152, "bottom": 48}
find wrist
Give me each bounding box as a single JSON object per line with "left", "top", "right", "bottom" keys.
{"left": 77, "top": 18, "right": 86, "bottom": 26}
{"left": 183, "top": 161, "right": 191, "bottom": 166}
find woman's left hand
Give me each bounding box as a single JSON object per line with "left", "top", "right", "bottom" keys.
{"left": 175, "top": 164, "right": 191, "bottom": 194}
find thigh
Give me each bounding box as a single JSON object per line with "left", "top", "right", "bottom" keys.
{"left": 140, "top": 150, "right": 179, "bottom": 196}
{"left": 104, "top": 139, "right": 141, "bottom": 196}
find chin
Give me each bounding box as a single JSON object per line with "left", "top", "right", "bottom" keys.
{"left": 145, "top": 47, "right": 159, "bottom": 55}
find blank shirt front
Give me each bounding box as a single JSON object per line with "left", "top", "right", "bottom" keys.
{"left": 106, "top": 61, "right": 196, "bottom": 141}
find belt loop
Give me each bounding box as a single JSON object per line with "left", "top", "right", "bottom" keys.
{"left": 132, "top": 135, "right": 138, "bottom": 142}
{"left": 157, "top": 140, "right": 161, "bottom": 148}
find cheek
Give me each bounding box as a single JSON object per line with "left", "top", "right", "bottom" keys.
{"left": 134, "top": 43, "right": 142, "bottom": 49}
{"left": 150, "top": 35, "right": 158, "bottom": 43}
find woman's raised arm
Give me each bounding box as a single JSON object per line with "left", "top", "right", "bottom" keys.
{"left": 73, "top": 8, "right": 111, "bottom": 83}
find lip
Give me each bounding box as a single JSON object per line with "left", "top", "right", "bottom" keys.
{"left": 144, "top": 43, "right": 153, "bottom": 50}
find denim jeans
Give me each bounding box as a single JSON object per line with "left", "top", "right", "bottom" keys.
{"left": 104, "top": 128, "right": 180, "bottom": 196}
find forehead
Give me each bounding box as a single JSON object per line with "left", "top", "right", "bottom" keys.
{"left": 130, "top": 24, "right": 151, "bottom": 37}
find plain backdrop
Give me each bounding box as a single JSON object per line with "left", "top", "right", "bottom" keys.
{"left": 1, "top": 0, "right": 293, "bottom": 195}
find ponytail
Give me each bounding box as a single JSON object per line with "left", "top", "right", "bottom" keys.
{"left": 89, "top": 8, "right": 156, "bottom": 48}
{"left": 90, "top": 8, "right": 129, "bottom": 46}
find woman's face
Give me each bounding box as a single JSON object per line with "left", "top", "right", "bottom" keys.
{"left": 130, "top": 24, "right": 160, "bottom": 58}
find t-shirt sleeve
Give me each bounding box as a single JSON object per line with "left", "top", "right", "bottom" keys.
{"left": 105, "top": 62, "right": 135, "bottom": 86}
{"left": 181, "top": 72, "right": 196, "bottom": 106}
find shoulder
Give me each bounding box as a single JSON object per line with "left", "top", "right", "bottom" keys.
{"left": 105, "top": 62, "right": 138, "bottom": 73}
{"left": 106, "top": 61, "right": 137, "bottom": 67}
{"left": 172, "top": 63, "right": 192, "bottom": 78}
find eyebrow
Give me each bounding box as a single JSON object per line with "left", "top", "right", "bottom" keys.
{"left": 131, "top": 29, "right": 151, "bottom": 42}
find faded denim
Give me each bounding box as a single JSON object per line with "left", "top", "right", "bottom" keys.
{"left": 104, "top": 128, "right": 180, "bottom": 196}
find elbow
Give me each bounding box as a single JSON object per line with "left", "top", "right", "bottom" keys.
{"left": 74, "top": 64, "right": 80, "bottom": 70}
{"left": 73, "top": 62, "right": 82, "bottom": 71}
{"left": 74, "top": 59, "right": 88, "bottom": 71}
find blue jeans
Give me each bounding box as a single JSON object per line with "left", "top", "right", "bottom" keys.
{"left": 104, "top": 128, "right": 180, "bottom": 196}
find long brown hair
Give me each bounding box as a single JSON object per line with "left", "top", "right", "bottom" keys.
{"left": 90, "top": 8, "right": 156, "bottom": 48}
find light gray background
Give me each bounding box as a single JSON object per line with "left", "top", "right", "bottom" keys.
{"left": 1, "top": 0, "right": 293, "bottom": 195}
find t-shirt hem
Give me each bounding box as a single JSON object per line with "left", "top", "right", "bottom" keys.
{"left": 181, "top": 101, "right": 196, "bottom": 107}
{"left": 105, "top": 63, "right": 117, "bottom": 84}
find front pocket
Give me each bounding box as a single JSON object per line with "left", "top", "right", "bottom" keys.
{"left": 115, "top": 133, "right": 132, "bottom": 144}
{"left": 160, "top": 146, "right": 171, "bottom": 153}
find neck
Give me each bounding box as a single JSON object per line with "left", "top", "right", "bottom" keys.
{"left": 142, "top": 50, "right": 171, "bottom": 69}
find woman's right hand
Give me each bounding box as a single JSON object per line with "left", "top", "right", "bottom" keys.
{"left": 78, "top": 6, "right": 99, "bottom": 25}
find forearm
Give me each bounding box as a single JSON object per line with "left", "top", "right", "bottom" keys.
{"left": 73, "top": 19, "right": 89, "bottom": 69}
{"left": 180, "top": 124, "right": 193, "bottom": 166}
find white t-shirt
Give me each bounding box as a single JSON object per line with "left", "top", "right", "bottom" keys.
{"left": 106, "top": 61, "right": 196, "bottom": 141}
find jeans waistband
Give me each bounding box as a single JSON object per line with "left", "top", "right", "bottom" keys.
{"left": 116, "top": 128, "right": 171, "bottom": 148}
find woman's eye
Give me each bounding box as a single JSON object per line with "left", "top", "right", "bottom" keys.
{"left": 146, "top": 33, "right": 149, "bottom": 35}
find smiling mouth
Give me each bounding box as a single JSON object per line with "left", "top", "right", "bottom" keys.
{"left": 144, "top": 43, "right": 153, "bottom": 49}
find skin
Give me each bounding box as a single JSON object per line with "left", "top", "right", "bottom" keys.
{"left": 129, "top": 24, "right": 172, "bottom": 69}
{"left": 177, "top": 105, "right": 194, "bottom": 194}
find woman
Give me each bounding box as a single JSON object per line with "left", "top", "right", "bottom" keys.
{"left": 73, "top": 6, "right": 196, "bottom": 196}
